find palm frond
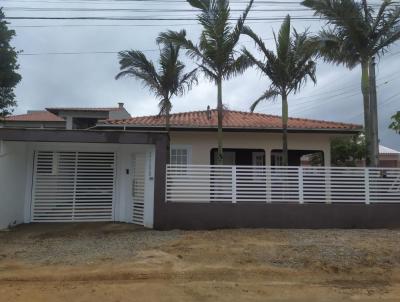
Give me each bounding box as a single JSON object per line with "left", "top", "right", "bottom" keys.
{"left": 302, "top": 0, "right": 369, "bottom": 51}
{"left": 276, "top": 15, "right": 291, "bottom": 64}
{"left": 250, "top": 88, "right": 280, "bottom": 112}
{"left": 242, "top": 47, "right": 269, "bottom": 75}
{"left": 372, "top": 5, "right": 400, "bottom": 55}
{"left": 224, "top": 53, "right": 253, "bottom": 79}
{"left": 199, "top": 64, "right": 218, "bottom": 82}
{"left": 176, "top": 68, "right": 199, "bottom": 96}
{"left": 116, "top": 43, "right": 197, "bottom": 120}
{"left": 372, "top": 0, "right": 392, "bottom": 33}
{"left": 115, "top": 50, "right": 161, "bottom": 95}
{"left": 228, "top": 0, "right": 254, "bottom": 47}
{"left": 157, "top": 30, "right": 207, "bottom": 63}
{"left": 314, "top": 28, "right": 360, "bottom": 68}
{"left": 187, "top": 0, "right": 209, "bottom": 10}
{"left": 242, "top": 25, "right": 274, "bottom": 60}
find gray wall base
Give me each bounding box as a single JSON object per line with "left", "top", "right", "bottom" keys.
{"left": 156, "top": 203, "right": 400, "bottom": 230}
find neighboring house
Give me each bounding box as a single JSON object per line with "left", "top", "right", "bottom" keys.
{"left": 379, "top": 145, "right": 400, "bottom": 167}
{"left": 1, "top": 110, "right": 65, "bottom": 129}
{"left": 1, "top": 103, "right": 131, "bottom": 129}
{"left": 8, "top": 107, "right": 400, "bottom": 231}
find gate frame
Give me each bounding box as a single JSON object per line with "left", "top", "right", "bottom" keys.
{"left": 0, "top": 128, "right": 168, "bottom": 228}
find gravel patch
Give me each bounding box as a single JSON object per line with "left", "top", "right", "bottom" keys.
{"left": 162, "top": 228, "right": 400, "bottom": 273}
{"left": 2, "top": 225, "right": 400, "bottom": 272}
{"left": 260, "top": 229, "right": 400, "bottom": 272}
{"left": 0, "top": 223, "right": 182, "bottom": 265}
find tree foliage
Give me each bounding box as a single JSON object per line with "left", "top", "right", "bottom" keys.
{"left": 389, "top": 111, "right": 400, "bottom": 134}
{"left": 302, "top": 0, "right": 400, "bottom": 66}
{"left": 242, "top": 15, "right": 316, "bottom": 165}
{"left": 116, "top": 42, "right": 197, "bottom": 132}
{"left": 0, "top": 8, "right": 21, "bottom": 118}
{"left": 157, "top": 0, "right": 254, "bottom": 164}
{"left": 331, "top": 134, "right": 366, "bottom": 166}
{"left": 302, "top": 0, "right": 400, "bottom": 166}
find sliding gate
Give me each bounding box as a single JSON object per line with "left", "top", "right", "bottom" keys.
{"left": 31, "top": 151, "right": 116, "bottom": 222}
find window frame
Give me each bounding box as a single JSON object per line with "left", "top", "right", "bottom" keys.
{"left": 170, "top": 145, "right": 192, "bottom": 165}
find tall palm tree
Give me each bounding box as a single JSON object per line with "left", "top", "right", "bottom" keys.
{"left": 243, "top": 15, "right": 316, "bottom": 166}
{"left": 302, "top": 0, "right": 400, "bottom": 166}
{"left": 157, "top": 0, "right": 254, "bottom": 164}
{"left": 116, "top": 43, "right": 197, "bottom": 134}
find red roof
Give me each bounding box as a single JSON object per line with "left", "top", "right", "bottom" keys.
{"left": 101, "top": 109, "right": 361, "bottom": 131}
{"left": 5, "top": 111, "right": 65, "bottom": 122}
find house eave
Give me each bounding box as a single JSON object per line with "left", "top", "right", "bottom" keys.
{"left": 95, "top": 124, "right": 362, "bottom": 134}
{"left": 0, "top": 128, "right": 168, "bottom": 145}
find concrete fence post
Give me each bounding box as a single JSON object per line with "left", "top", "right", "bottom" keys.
{"left": 365, "top": 168, "right": 370, "bottom": 204}
{"left": 232, "top": 166, "right": 237, "bottom": 204}
{"left": 299, "top": 167, "right": 304, "bottom": 204}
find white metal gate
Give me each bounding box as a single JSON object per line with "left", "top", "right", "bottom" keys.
{"left": 132, "top": 153, "right": 146, "bottom": 225}
{"left": 31, "top": 151, "right": 116, "bottom": 222}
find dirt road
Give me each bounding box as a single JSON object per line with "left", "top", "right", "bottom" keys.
{"left": 1, "top": 224, "right": 400, "bottom": 301}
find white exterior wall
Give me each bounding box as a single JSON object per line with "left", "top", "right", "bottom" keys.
{"left": 0, "top": 141, "right": 155, "bottom": 229}
{"left": 0, "top": 141, "right": 29, "bottom": 229}
{"left": 170, "top": 131, "right": 339, "bottom": 166}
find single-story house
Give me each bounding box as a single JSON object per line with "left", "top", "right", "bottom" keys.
{"left": 2, "top": 107, "right": 400, "bottom": 230}
{"left": 378, "top": 145, "right": 400, "bottom": 167}
{"left": 97, "top": 109, "right": 361, "bottom": 167}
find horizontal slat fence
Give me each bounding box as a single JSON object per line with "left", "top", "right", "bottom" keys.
{"left": 32, "top": 151, "right": 116, "bottom": 222}
{"left": 166, "top": 165, "right": 400, "bottom": 204}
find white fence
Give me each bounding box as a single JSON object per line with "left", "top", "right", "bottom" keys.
{"left": 166, "top": 165, "right": 400, "bottom": 203}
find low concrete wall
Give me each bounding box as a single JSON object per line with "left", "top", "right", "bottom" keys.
{"left": 157, "top": 203, "right": 400, "bottom": 230}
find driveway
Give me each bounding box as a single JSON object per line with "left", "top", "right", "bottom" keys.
{"left": 1, "top": 224, "right": 400, "bottom": 301}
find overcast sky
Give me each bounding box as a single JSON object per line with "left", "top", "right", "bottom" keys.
{"left": 3, "top": 0, "right": 400, "bottom": 149}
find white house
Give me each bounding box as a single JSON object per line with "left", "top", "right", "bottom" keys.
{"left": 3, "top": 106, "right": 400, "bottom": 230}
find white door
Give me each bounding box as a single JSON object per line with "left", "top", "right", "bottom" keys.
{"left": 31, "top": 151, "right": 116, "bottom": 222}
{"left": 131, "top": 153, "right": 146, "bottom": 225}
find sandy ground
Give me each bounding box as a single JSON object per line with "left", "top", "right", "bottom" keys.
{"left": 1, "top": 224, "right": 400, "bottom": 301}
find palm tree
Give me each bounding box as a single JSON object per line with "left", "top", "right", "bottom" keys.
{"left": 116, "top": 43, "right": 197, "bottom": 164}
{"left": 157, "top": 0, "right": 254, "bottom": 164}
{"left": 116, "top": 43, "right": 197, "bottom": 134}
{"left": 243, "top": 15, "right": 316, "bottom": 166}
{"left": 302, "top": 0, "right": 400, "bottom": 166}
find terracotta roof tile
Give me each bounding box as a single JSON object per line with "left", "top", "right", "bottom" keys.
{"left": 101, "top": 109, "right": 362, "bottom": 131}
{"left": 5, "top": 111, "right": 65, "bottom": 122}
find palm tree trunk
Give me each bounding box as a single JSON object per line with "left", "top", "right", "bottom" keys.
{"left": 282, "top": 93, "right": 289, "bottom": 166}
{"left": 166, "top": 103, "right": 171, "bottom": 164}
{"left": 217, "top": 76, "right": 224, "bottom": 165}
{"left": 369, "top": 57, "right": 379, "bottom": 167}
{"left": 361, "top": 58, "right": 371, "bottom": 167}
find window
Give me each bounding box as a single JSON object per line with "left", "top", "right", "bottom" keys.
{"left": 72, "top": 117, "right": 99, "bottom": 129}
{"left": 211, "top": 150, "right": 236, "bottom": 165}
{"left": 170, "top": 145, "right": 191, "bottom": 165}
{"left": 210, "top": 148, "right": 265, "bottom": 166}
{"left": 271, "top": 149, "right": 325, "bottom": 166}
{"left": 271, "top": 152, "right": 283, "bottom": 166}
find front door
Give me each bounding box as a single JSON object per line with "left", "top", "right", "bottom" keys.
{"left": 131, "top": 153, "right": 146, "bottom": 226}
